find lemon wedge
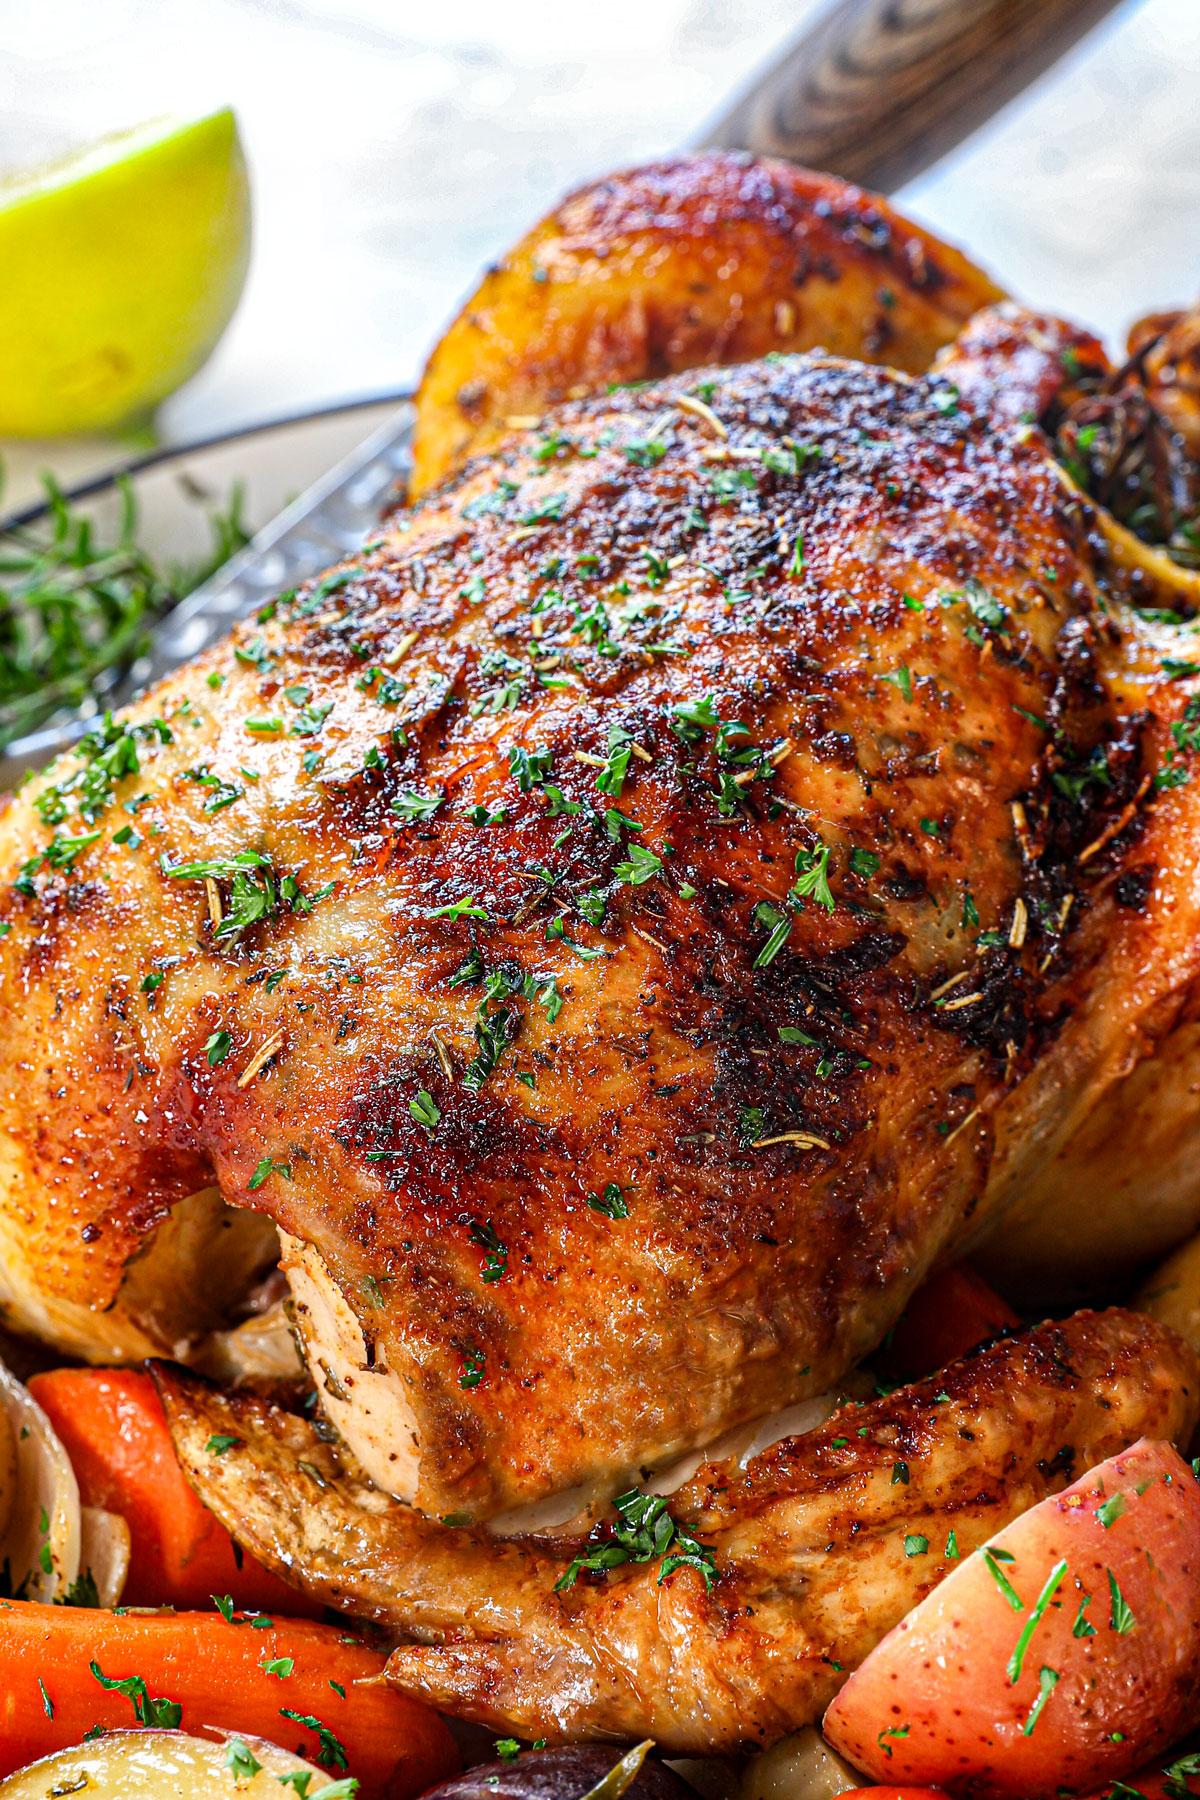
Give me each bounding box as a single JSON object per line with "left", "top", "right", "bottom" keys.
{"left": 0, "top": 109, "right": 251, "bottom": 436}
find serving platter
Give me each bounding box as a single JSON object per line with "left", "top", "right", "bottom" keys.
{"left": 0, "top": 394, "right": 413, "bottom": 786}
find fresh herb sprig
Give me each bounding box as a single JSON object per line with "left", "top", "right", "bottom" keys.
{"left": 0, "top": 472, "right": 249, "bottom": 750}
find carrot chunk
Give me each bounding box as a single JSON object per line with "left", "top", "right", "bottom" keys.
{"left": 0, "top": 1600, "right": 458, "bottom": 1798}
{"left": 28, "top": 1367, "right": 321, "bottom": 1615}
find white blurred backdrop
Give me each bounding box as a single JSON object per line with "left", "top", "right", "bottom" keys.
{"left": 0, "top": 0, "right": 1197, "bottom": 484}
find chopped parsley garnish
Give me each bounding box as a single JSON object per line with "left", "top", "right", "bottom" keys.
{"left": 669, "top": 695, "right": 721, "bottom": 739}
{"left": 160, "top": 849, "right": 331, "bottom": 943}
{"left": 519, "top": 491, "right": 568, "bottom": 525}
{"left": 1162, "top": 1752, "right": 1200, "bottom": 1798}
{"left": 463, "top": 479, "right": 518, "bottom": 520}
{"left": 614, "top": 844, "right": 662, "bottom": 886}
{"left": 458, "top": 1346, "right": 486, "bottom": 1390}
{"left": 278, "top": 1709, "right": 350, "bottom": 1771}
{"left": 624, "top": 437, "right": 667, "bottom": 467}
{"left": 1107, "top": 1568, "right": 1136, "bottom": 1634}
{"left": 508, "top": 744, "right": 555, "bottom": 792}
{"left": 708, "top": 467, "right": 757, "bottom": 501}
{"left": 587, "top": 1183, "right": 629, "bottom": 1220}
{"left": 90, "top": 1659, "right": 181, "bottom": 1727}
{"left": 471, "top": 649, "right": 527, "bottom": 715}
{"left": 470, "top": 1219, "right": 508, "bottom": 1283}
{"left": 891, "top": 1460, "right": 910, "bottom": 1486}
{"left": 35, "top": 714, "right": 171, "bottom": 829}
{"left": 556, "top": 1489, "right": 717, "bottom": 1593}
{"left": 791, "top": 842, "right": 834, "bottom": 912}
{"left": 753, "top": 902, "right": 792, "bottom": 968}
{"left": 248, "top": 1156, "right": 290, "bottom": 1192}
{"left": 431, "top": 896, "right": 489, "bottom": 921}
{"left": 763, "top": 443, "right": 821, "bottom": 478}
{"left": 904, "top": 1534, "right": 929, "bottom": 1557}
{"left": 1022, "top": 1665, "right": 1059, "bottom": 1737}
{"left": 226, "top": 1741, "right": 263, "bottom": 1780}
{"left": 391, "top": 788, "right": 443, "bottom": 823}
{"left": 448, "top": 949, "right": 484, "bottom": 989}
{"left": 737, "top": 1104, "right": 765, "bottom": 1145}
{"left": 359, "top": 667, "right": 406, "bottom": 706}
{"left": 57, "top": 1567, "right": 101, "bottom": 1608}
{"left": 15, "top": 829, "right": 102, "bottom": 891}
{"left": 463, "top": 1003, "right": 513, "bottom": 1092}
{"left": 410, "top": 1088, "right": 441, "bottom": 1133}
{"left": 595, "top": 724, "right": 634, "bottom": 798}
{"left": 1096, "top": 1491, "right": 1127, "bottom": 1529}
{"left": 1007, "top": 1558, "right": 1067, "bottom": 1683}
{"left": 982, "top": 1547, "right": 1022, "bottom": 1610}
{"left": 206, "top": 1434, "right": 242, "bottom": 1456}
{"left": 205, "top": 1030, "right": 233, "bottom": 1068}
{"left": 1053, "top": 744, "right": 1112, "bottom": 805}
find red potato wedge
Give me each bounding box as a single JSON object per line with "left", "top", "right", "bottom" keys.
{"left": 410, "top": 151, "right": 1004, "bottom": 494}
{"left": 0, "top": 1600, "right": 457, "bottom": 1797}
{"left": 823, "top": 1440, "right": 1200, "bottom": 1800}
{"left": 27, "top": 1368, "right": 321, "bottom": 1615}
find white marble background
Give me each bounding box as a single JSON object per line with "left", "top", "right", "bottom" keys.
{"left": 0, "top": 0, "right": 1198, "bottom": 509}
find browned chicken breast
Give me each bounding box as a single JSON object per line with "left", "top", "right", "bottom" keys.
{"left": 6, "top": 293, "right": 1200, "bottom": 1519}
{"left": 155, "top": 1309, "right": 1198, "bottom": 1750}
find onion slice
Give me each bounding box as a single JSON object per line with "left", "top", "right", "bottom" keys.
{"left": 79, "top": 1506, "right": 131, "bottom": 1608}
{"left": 0, "top": 1355, "right": 80, "bottom": 1602}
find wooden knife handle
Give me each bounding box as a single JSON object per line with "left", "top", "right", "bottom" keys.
{"left": 699, "top": 0, "right": 1128, "bottom": 193}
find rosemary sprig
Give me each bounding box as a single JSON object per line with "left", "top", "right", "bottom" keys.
{"left": 0, "top": 471, "right": 249, "bottom": 750}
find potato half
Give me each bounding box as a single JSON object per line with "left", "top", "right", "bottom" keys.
{"left": 0, "top": 1729, "right": 331, "bottom": 1798}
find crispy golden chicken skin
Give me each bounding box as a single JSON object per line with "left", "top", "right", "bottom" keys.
{"left": 5, "top": 325, "right": 1200, "bottom": 1518}
{"left": 410, "top": 152, "right": 1004, "bottom": 494}
{"left": 154, "top": 1309, "right": 1199, "bottom": 1750}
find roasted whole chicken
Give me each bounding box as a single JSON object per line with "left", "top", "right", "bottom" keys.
{"left": 3, "top": 152, "right": 1200, "bottom": 1750}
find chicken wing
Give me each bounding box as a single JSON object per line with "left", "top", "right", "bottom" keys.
{"left": 154, "top": 1308, "right": 1198, "bottom": 1751}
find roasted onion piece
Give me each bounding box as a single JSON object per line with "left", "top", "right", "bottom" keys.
{"left": 415, "top": 1745, "right": 696, "bottom": 1800}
